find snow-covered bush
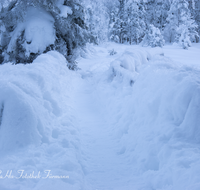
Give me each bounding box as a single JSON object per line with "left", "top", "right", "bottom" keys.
{"left": 110, "top": 49, "right": 149, "bottom": 85}
{"left": 110, "top": 34, "right": 120, "bottom": 43}
{"left": 109, "top": 47, "right": 164, "bottom": 85}
{"left": 176, "top": 24, "right": 191, "bottom": 49}
{"left": 141, "top": 24, "right": 165, "bottom": 48}
{"left": 0, "top": 0, "right": 94, "bottom": 66}
{"left": 109, "top": 49, "right": 117, "bottom": 55}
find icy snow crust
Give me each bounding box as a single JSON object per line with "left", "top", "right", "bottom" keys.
{"left": 0, "top": 43, "right": 200, "bottom": 189}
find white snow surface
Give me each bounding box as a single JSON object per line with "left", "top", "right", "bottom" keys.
{"left": 1, "top": 42, "right": 200, "bottom": 190}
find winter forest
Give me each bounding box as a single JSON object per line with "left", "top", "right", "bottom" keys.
{"left": 0, "top": 0, "right": 200, "bottom": 190}
{"left": 0, "top": 0, "right": 200, "bottom": 64}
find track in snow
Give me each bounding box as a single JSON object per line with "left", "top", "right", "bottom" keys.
{"left": 73, "top": 79, "right": 132, "bottom": 190}
{"left": 70, "top": 47, "right": 133, "bottom": 190}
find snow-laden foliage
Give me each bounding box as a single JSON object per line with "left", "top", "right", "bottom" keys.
{"left": 85, "top": 0, "right": 110, "bottom": 43}
{"left": 189, "top": 0, "right": 200, "bottom": 42}
{"left": 110, "top": 0, "right": 146, "bottom": 44}
{"left": 176, "top": 24, "right": 192, "bottom": 49}
{"left": 0, "top": 0, "right": 94, "bottom": 65}
{"left": 107, "top": 0, "right": 200, "bottom": 49}
{"left": 145, "top": 0, "right": 170, "bottom": 31}
{"left": 125, "top": 1, "right": 146, "bottom": 44}
{"left": 165, "top": 0, "right": 198, "bottom": 48}
{"left": 142, "top": 24, "right": 165, "bottom": 48}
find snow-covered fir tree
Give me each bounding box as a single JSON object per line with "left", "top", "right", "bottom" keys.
{"left": 125, "top": 1, "right": 146, "bottom": 44}
{"left": 141, "top": 24, "right": 165, "bottom": 47}
{"left": 145, "top": 0, "right": 170, "bottom": 31}
{"left": 176, "top": 24, "right": 192, "bottom": 49}
{"left": 0, "top": 0, "right": 94, "bottom": 66}
{"left": 165, "top": 0, "right": 198, "bottom": 48}
{"left": 85, "top": 0, "right": 109, "bottom": 44}
{"left": 110, "top": 0, "right": 146, "bottom": 44}
{"left": 112, "top": 0, "right": 126, "bottom": 43}
{"left": 188, "top": 0, "right": 200, "bottom": 42}
{"left": 109, "top": 7, "right": 120, "bottom": 42}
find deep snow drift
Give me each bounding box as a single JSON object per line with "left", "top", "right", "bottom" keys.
{"left": 0, "top": 43, "right": 200, "bottom": 190}
{"left": 0, "top": 51, "right": 84, "bottom": 190}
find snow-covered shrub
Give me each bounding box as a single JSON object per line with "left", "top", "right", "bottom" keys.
{"left": 110, "top": 34, "right": 120, "bottom": 43}
{"left": 67, "top": 60, "right": 79, "bottom": 70}
{"left": 176, "top": 24, "right": 191, "bottom": 49}
{"left": 0, "top": 0, "right": 94, "bottom": 66}
{"left": 110, "top": 49, "right": 150, "bottom": 85}
{"left": 142, "top": 24, "right": 165, "bottom": 48}
{"left": 109, "top": 47, "right": 164, "bottom": 85}
{"left": 109, "top": 49, "right": 117, "bottom": 56}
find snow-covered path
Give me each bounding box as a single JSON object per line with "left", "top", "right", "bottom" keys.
{"left": 72, "top": 73, "right": 132, "bottom": 190}
{"left": 71, "top": 43, "right": 200, "bottom": 190}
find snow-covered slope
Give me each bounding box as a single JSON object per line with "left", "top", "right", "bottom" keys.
{"left": 0, "top": 43, "right": 200, "bottom": 190}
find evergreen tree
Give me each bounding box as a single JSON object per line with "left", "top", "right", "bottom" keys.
{"left": 176, "top": 24, "right": 191, "bottom": 49}
{"left": 85, "top": 0, "right": 109, "bottom": 43}
{"left": 125, "top": 1, "right": 146, "bottom": 44}
{"left": 188, "top": 0, "right": 200, "bottom": 42}
{"left": 145, "top": 0, "right": 170, "bottom": 31}
{"left": 109, "top": 7, "right": 120, "bottom": 42}
{"left": 141, "top": 24, "right": 165, "bottom": 47}
{"left": 114, "top": 0, "right": 126, "bottom": 43}
{"left": 0, "top": 0, "right": 93, "bottom": 66}
{"left": 165, "top": 0, "right": 198, "bottom": 48}
{"left": 109, "top": 0, "right": 146, "bottom": 44}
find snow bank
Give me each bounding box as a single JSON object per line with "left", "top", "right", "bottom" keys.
{"left": 0, "top": 51, "right": 84, "bottom": 190}
{"left": 0, "top": 51, "right": 65, "bottom": 151}
{"left": 93, "top": 45, "right": 200, "bottom": 190}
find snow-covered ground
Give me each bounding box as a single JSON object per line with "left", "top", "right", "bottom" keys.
{"left": 0, "top": 43, "right": 200, "bottom": 190}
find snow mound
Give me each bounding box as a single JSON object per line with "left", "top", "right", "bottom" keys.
{"left": 0, "top": 82, "right": 42, "bottom": 150}
{"left": 0, "top": 51, "right": 84, "bottom": 190}
{"left": 0, "top": 51, "right": 66, "bottom": 151}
